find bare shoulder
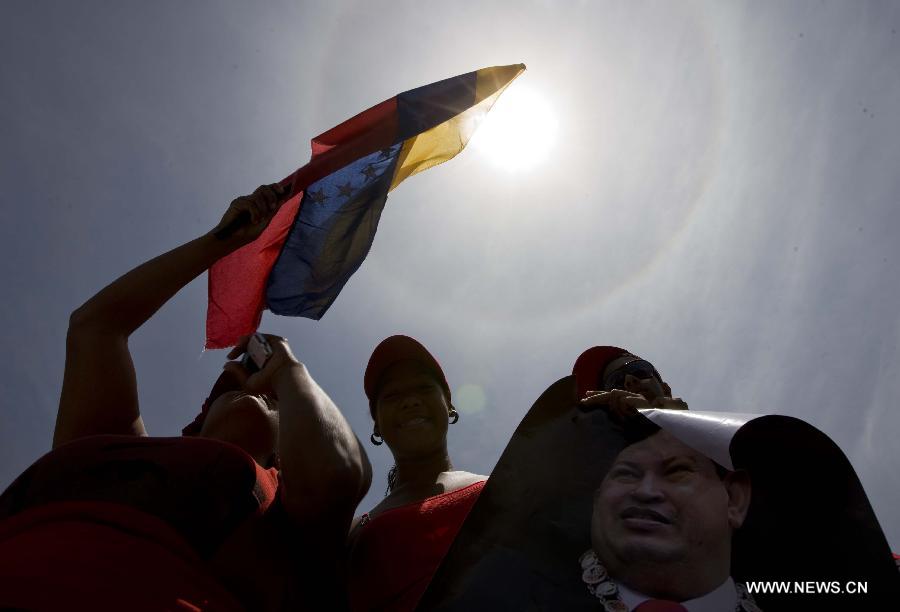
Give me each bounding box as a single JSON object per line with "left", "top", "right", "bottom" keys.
{"left": 441, "top": 470, "right": 487, "bottom": 492}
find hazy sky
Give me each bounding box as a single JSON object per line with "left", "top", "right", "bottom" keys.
{"left": 3, "top": 0, "right": 900, "bottom": 550}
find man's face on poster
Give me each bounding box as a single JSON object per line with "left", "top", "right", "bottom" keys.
{"left": 591, "top": 430, "right": 749, "bottom": 575}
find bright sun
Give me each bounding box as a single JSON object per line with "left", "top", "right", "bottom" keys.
{"left": 469, "top": 82, "right": 558, "bottom": 172}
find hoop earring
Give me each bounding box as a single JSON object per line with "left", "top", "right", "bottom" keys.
{"left": 449, "top": 408, "right": 459, "bottom": 424}
{"left": 370, "top": 431, "right": 384, "bottom": 446}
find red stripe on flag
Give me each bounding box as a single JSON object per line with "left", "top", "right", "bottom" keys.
{"left": 205, "top": 98, "right": 399, "bottom": 349}
{"left": 310, "top": 96, "right": 399, "bottom": 156}
{"left": 282, "top": 98, "right": 400, "bottom": 196}
{"left": 205, "top": 193, "right": 303, "bottom": 349}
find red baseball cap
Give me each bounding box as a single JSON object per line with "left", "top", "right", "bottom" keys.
{"left": 364, "top": 335, "right": 450, "bottom": 418}
{"left": 571, "top": 346, "right": 632, "bottom": 400}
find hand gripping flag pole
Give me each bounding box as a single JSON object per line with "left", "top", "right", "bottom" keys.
{"left": 206, "top": 64, "right": 525, "bottom": 349}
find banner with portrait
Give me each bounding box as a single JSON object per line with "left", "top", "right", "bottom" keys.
{"left": 417, "top": 376, "right": 899, "bottom": 611}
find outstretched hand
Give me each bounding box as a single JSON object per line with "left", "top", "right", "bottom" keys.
{"left": 210, "top": 183, "right": 289, "bottom": 245}
{"left": 223, "top": 333, "right": 303, "bottom": 399}
{"left": 580, "top": 389, "right": 688, "bottom": 423}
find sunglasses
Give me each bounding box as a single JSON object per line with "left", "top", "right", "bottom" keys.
{"left": 602, "top": 359, "right": 661, "bottom": 391}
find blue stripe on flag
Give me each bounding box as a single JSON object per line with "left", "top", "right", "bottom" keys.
{"left": 265, "top": 143, "right": 403, "bottom": 318}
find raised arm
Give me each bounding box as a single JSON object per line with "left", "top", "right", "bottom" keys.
{"left": 226, "top": 336, "right": 372, "bottom": 526}
{"left": 53, "top": 184, "right": 285, "bottom": 448}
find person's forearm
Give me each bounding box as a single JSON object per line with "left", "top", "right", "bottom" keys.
{"left": 273, "top": 363, "right": 371, "bottom": 517}
{"left": 71, "top": 232, "right": 239, "bottom": 336}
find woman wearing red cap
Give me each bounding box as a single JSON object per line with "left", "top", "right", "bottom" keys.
{"left": 0, "top": 185, "right": 370, "bottom": 611}
{"left": 347, "top": 335, "right": 486, "bottom": 612}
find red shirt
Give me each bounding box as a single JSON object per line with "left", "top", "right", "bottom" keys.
{"left": 348, "top": 480, "right": 485, "bottom": 612}
{"left": 0, "top": 435, "right": 281, "bottom": 611}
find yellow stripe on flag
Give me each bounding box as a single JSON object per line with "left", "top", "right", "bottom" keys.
{"left": 389, "top": 64, "right": 525, "bottom": 190}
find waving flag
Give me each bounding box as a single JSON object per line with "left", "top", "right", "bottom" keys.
{"left": 206, "top": 64, "right": 525, "bottom": 348}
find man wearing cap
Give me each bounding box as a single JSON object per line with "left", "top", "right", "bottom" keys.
{"left": 411, "top": 346, "right": 709, "bottom": 612}
{"left": 570, "top": 347, "right": 759, "bottom": 610}
{"left": 572, "top": 346, "right": 689, "bottom": 418}
{"left": 573, "top": 348, "right": 760, "bottom": 609}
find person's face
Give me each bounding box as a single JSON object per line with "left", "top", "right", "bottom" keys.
{"left": 200, "top": 391, "right": 279, "bottom": 463}
{"left": 591, "top": 431, "right": 749, "bottom": 572}
{"left": 602, "top": 355, "right": 668, "bottom": 402}
{"left": 374, "top": 360, "right": 451, "bottom": 460}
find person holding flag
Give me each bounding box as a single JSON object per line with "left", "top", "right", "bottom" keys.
{"left": 0, "top": 186, "right": 370, "bottom": 611}
{"left": 204, "top": 63, "right": 525, "bottom": 349}
{"left": 0, "top": 62, "right": 525, "bottom": 610}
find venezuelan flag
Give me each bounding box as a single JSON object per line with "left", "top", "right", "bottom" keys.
{"left": 206, "top": 64, "right": 525, "bottom": 349}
